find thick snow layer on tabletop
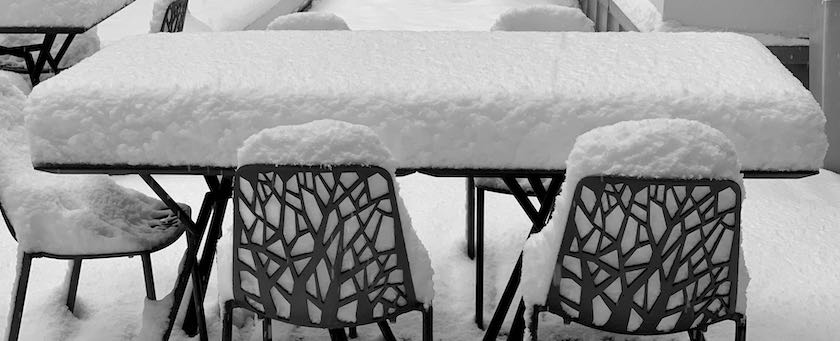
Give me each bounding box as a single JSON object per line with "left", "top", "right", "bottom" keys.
{"left": 0, "top": 0, "right": 134, "bottom": 28}
{"left": 522, "top": 119, "right": 749, "bottom": 314}
{"left": 0, "top": 30, "right": 100, "bottom": 69}
{"left": 267, "top": 12, "right": 350, "bottom": 31}
{"left": 227, "top": 120, "right": 435, "bottom": 305}
{"left": 238, "top": 120, "right": 390, "bottom": 166}
{"left": 490, "top": 5, "right": 594, "bottom": 32}
{"left": 25, "top": 31, "right": 826, "bottom": 171}
{"left": 189, "top": 0, "right": 310, "bottom": 31}
{"left": 0, "top": 82, "right": 185, "bottom": 255}
{"left": 311, "top": 0, "right": 579, "bottom": 31}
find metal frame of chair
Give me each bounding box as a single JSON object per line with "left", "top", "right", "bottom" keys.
{"left": 0, "top": 199, "right": 192, "bottom": 341}
{"left": 159, "top": 0, "right": 189, "bottom": 33}
{"left": 522, "top": 176, "right": 746, "bottom": 341}
{"left": 224, "top": 164, "right": 432, "bottom": 341}
{"left": 465, "top": 176, "right": 562, "bottom": 329}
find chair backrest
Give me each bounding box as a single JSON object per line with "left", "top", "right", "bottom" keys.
{"left": 0, "top": 199, "right": 15, "bottom": 241}
{"left": 232, "top": 164, "right": 421, "bottom": 327}
{"left": 159, "top": 0, "right": 189, "bottom": 32}
{"left": 546, "top": 176, "right": 742, "bottom": 334}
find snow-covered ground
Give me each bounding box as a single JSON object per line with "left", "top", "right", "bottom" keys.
{"left": 2, "top": 0, "right": 839, "bottom": 340}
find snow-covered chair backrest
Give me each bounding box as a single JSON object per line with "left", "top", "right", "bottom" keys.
{"left": 151, "top": 0, "right": 189, "bottom": 33}
{"left": 522, "top": 118, "right": 746, "bottom": 335}
{"left": 549, "top": 175, "right": 742, "bottom": 334}
{"left": 230, "top": 119, "right": 432, "bottom": 327}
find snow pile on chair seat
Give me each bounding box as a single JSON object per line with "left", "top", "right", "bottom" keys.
{"left": 0, "top": 77, "right": 185, "bottom": 255}
{"left": 267, "top": 12, "right": 349, "bottom": 30}
{"left": 237, "top": 120, "right": 391, "bottom": 167}
{"left": 490, "top": 5, "right": 594, "bottom": 32}
{"left": 0, "top": 0, "right": 134, "bottom": 28}
{"left": 0, "top": 30, "right": 100, "bottom": 69}
{"left": 224, "top": 119, "right": 435, "bottom": 306}
{"left": 522, "top": 118, "right": 749, "bottom": 316}
{"left": 190, "top": 0, "right": 311, "bottom": 31}
{"left": 25, "top": 31, "right": 827, "bottom": 171}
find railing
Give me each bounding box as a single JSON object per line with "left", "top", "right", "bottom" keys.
{"left": 580, "top": 0, "right": 810, "bottom": 88}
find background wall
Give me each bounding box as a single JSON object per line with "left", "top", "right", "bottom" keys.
{"left": 662, "top": 0, "right": 818, "bottom": 36}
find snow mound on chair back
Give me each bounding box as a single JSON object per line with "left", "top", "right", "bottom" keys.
{"left": 522, "top": 118, "right": 747, "bottom": 316}
{"left": 267, "top": 12, "right": 350, "bottom": 31}
{"left": 491, "top": 5, "right": 594, "bottom": 32}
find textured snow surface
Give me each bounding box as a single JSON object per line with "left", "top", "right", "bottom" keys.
{"left": 0, "top": 0, "right": 134, "bottom": 28}
{"left": 0, "top": 78, "right": 185, "bottom": 255}
{"left": 491, "top": 5, "right": 594, "bottom": 31}
{"left": 522, "top": 119, "right": 748, "bottom": 313}
{"left": 189, "top": 0, "right": 310, "bottom": 31}
{"left": 26, "top": 31, "right": 826, "bottom": 171}
{"left": 237, "top": 120, "right": 391, "bottom": 167}
{"left": 311, "top": 0, "right": 579, "bottom": 31}
{"left": 0, "top": 30, "right": 101, "bottom": 70}
{"left": 267, "top": 12, "right": 350, "bottom": 31}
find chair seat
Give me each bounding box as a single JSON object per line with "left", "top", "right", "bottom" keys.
{"left": 473, "top": 177, "right": 552, "bottom": 195}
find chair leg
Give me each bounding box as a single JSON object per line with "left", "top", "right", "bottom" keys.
{"left": 475, "top": 187, "right": 485, "bottom": 329}
{"left": 328, "top": 328, "right": 348, "bottom": 341}
{"left": 688, "top": 329, "right": 706, "bottom": 341}
{"left": 6, "top": 253, "right": 33, "bottom": 341}
{"left": 65, "top": 259, "right": 82, "bottom": 313}
{"left": 528, "top": 307, "right": 539, "bottom": 341}
{"left": 262, "top": 318, "right": 272, "bottom": 341}
{"left": 506, "top": 300, "right": 527, "bottom": 341}
{"left": 735, "top": 316, "right": 747, "bottom": 341}
{"left": 377, "top": 321, "right": 397, "bottom": 341}
{"left": 140, "top": 254, "right": 156, "bottom": 300}
{"left": 190, "top": 270, "right": 209, "bottom": 341}
{"left": 466, "top": 177, "right": 475, "bottom": 260}
{"left": 222, "top": 301, "right": 233, "bottom": 341}
{"left": 348, "top": 326, "right": 358, "bottom": 338}
{"left": 422, "top": 306, "right": 433, "bottom": 341}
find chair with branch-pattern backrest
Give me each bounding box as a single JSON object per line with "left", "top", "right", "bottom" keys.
{"left": 224, "top": 164, "right": 432, "bottom": 341}
{"left": 530, "top": 176, "right": 746, "bottom": 341}
{"left": 158, "top": 0, "right": 189, "bottom": 33}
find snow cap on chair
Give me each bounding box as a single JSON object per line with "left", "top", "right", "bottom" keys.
{"left": 237, "top": 119, "right": 391, "bottom": 167}
{"left": 522, "top": 118, "right": 746, "bottom": 312}
{"left": 266, "top": 12, "right": 350, "bottom": 31}
{"left": 491, "top": 5, "right": 594, "bottom": 32}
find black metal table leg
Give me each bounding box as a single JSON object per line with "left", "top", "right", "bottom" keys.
{"left": 482, "top": 176, "right": 562, "bottom": 341}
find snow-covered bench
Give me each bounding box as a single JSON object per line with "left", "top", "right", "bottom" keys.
{"left": 25, "top": 30, "right": 826, "bottom": 174}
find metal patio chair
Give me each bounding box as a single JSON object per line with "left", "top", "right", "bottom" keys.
{"left": 0, "top": 198, "right": 191, "bottom": 341}
{"left": 465, "top": 176, "right": 559, "bottom": 328}
{"left": 523, "top": 176, "right": 746, "bottom": 341}
{"left": 224, "top": 164, "right": 432, "bottom": 341}
{"left": 158, "top": 0, "right": 190, "bottom": 33}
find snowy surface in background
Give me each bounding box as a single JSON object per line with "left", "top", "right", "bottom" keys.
{"left": 310, "top": 0, "right": 579, "bottom": 31}
{"left": 189, "top": 0, "right": 310, "bottom": 31}
{"left": 233, "top": 119, "right": 435, "bottom": 305}
{"left": 25, "top": 31, "right": 826, "bottom": 171}
{"left": 266, "top": 12, "right": 349, "bottom": 31}
{"left": 0, "top": 72, "right": 183, "bottom": 255}
{"left": 611, "top": 0, "right": 808, "bottom": 45}
{"left": 522, "top": 119, "right": 748, "bottom": 315}
{"left": 490, "top": 5, "right": 594, "bottom": 31}
{"left": 0, "top": 0, "right": 134, "bottom": 28}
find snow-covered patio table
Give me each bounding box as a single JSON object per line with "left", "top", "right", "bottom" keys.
{"left": 23, "top": 30, "right": 827, "bottom": 339}
{"left": 0, "top": 0, "right": 137, "bottom": 85}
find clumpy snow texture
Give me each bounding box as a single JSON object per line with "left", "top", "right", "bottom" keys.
{"left": 25, "top": 31, "right": 826, "bottom": 171}
{"left": 237, "top": 120, "right": 391, "bottom": 167}
{"left": 0, "top": 0, "right": 134, "bottom": 28}
{"left": 0, "top": 75, "right": 186, "bottom": 255}
{"left": 522, "top": 118, "right": 748, "bottom": 314}
{"left": 267, "top": 12, "right": 350, "bottom": 30}
{"left": 490, "top": 5, "right": 594, "bottom": 32}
